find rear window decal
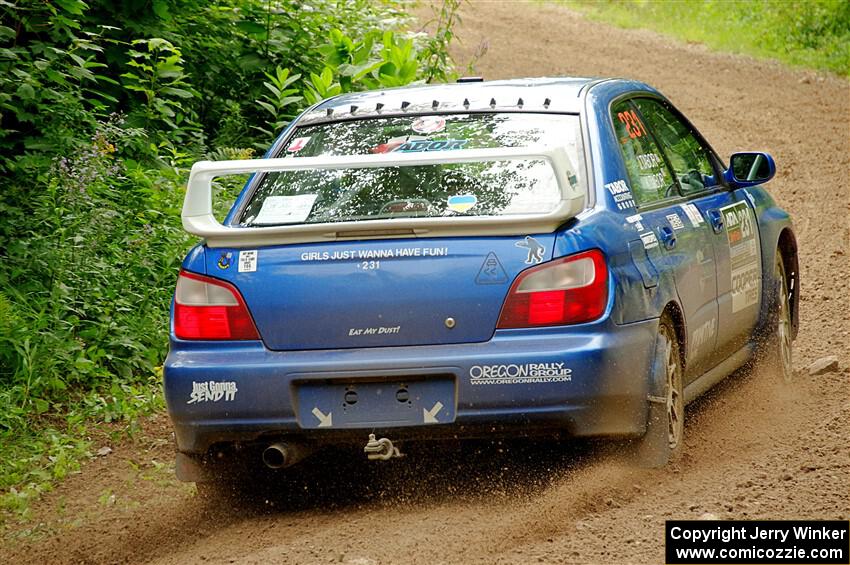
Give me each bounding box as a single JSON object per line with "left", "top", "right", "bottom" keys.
{"left": 411, "top": 116, "right": 446, "bottom": 134}
{"left": 370, "top": 135, "right": 424, "bottom": 154}
{"left": 286, "top": 136, "right": 311, "bottom": 153}
{"left": 447, "top": 194, "right": 477, "bottom": 213}
{"left": 393, "top": 139, "right": 468, "bottom": 153}
{"left": 253, "top": 194, "right": 318, "bottom": 225}
{"left": 616, "top": 109, "right": 648, "bottom": 142}
{"left": 636, "top": 152, "right": 663, "bottom": 170}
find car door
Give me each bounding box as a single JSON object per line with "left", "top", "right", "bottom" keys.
{"left": 611, "top": 99, "right": 719, "bottom": 379}
{"left": 632, "top": 98, "right": 761, "bottom": 360}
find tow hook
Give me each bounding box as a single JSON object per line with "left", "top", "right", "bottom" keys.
{"left": 364, "top": 433, "right": 403, "bottom": 460}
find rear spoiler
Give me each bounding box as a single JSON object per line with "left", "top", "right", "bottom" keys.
{"left": 182, "top": 146, "right": 585, "bottom": 248}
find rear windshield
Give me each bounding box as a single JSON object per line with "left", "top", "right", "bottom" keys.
{"left": 239, "top": 113, "right": 583, "bottom": 226}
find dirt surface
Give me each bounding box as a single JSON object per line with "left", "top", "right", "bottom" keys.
{"left": 2, "top": 2, "right": 849, "bottom": 564}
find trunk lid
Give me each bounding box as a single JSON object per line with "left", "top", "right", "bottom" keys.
{"left": 206, "top": 235, "right": 555, "bottom": 350}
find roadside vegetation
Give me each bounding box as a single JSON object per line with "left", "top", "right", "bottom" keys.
{"left": 563, "top": 0, "right": 850, "bottom": 77}
{"left": 0, "top": 0, "right": 461, "bottom": 522}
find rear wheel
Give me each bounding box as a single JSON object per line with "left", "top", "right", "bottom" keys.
{"left": 632, "top": 315, "right": 684, "bottom": 467}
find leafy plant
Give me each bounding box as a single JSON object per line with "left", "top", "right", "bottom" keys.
{"left": 121, "top": 38, "right": 200, "bottom": 144}
{"left": 0, "top": 0, "right": 461, "bottom": 522}
{"left": 253, "top": 67, "right": 303, "bottom": 139}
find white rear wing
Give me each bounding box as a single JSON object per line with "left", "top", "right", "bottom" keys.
{"left": 182, "top": 146, "right": 585, "bottom": 248}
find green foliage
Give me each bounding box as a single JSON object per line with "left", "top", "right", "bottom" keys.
{"left": 563, "top": 0, "right": 850, "bottom": 77}
{"left": 121, "top": 38, "right": 200, "bottom": 143}
{"left": 0, "top": 0, "right": 459, "bottom": 519}
{"left": 254, "top": 67, "right": 303, "bottom": 139}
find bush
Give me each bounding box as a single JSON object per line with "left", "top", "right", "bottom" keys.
{"left": 0, "top": 0, "right": 460, "bottom": 516}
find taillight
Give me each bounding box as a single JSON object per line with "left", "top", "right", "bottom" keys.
{"left": 497, "top": 249, "right": 608, "bottom": 328}
{"left": 173, "top": 270, "right": 260, "bottom": 340}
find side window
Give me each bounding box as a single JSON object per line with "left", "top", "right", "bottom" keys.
{"left": 611, "top": 100, "right": 676, "bottom": 207}
{"left": 633, "top": 98, "right": 719, "bottom": 196}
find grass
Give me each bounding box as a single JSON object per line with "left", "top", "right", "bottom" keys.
{"left": 561, "top": 0, "right": 850, "bottom": 77}
{"left": 0, "top": 377, "right": 164, "bottom": 524}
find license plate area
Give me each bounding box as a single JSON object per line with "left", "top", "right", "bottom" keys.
{"left": 295, "top": 376, "right": 456, "bottom": 429}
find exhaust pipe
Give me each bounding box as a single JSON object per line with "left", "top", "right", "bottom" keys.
{"left": 262, "top": 442, "right": 312, "bottom": 469}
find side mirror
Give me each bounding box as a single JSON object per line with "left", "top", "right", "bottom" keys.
{"left": 724, "top": 152, "right": 776, "bottom": 188}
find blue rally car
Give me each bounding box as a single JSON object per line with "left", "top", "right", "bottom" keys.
{"left": 165, "top": 77, "right": 799, "bottom": 481}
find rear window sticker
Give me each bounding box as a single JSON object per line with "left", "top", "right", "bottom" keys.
{"left": 721, "top": 202, "right": 760, "bottom": 312}
{"left": 394, "top": 139, "right": 468, "bottom": 153}
{"left": 516, "top": 235, "right": 545, "bottom": 264}
{"left": 636, "top": 152, "right": 663, "bottom": 170}
{"left": 238, "top": 250, "right": 257, "bottom": 273}
{"left": 188, "top": 381, "right": 237, "bottom": 404}
{"left": 616, "top": 109, "right": 648, "bottom": 142}
{"left": 411, "top": 116, "right": 446, "bottom": 134}
{"left": 666, "top": 212, "right": 686, "bottom": 230}
{"left": 680, "top": 203, "right": 704, "bottom": 227}
{"left": 447, "top": 194, "right": 477, "bottom": 213}
{"left": 253, "top": 194, "right": 318, "bottom": 225}
{"left": 286, "top": 136, "right": 311, "bottom": 153}
{"left": 371, "top": 135, "right": 426, "bottom": 154}
{"left": 604, "top": 179, "right": 636, "bottom": 211}
{"left": 217, "top": 251, "right": 233, "bottom": 270}
{"left": 640, "top": 231, "right": 659, "bottom": 250}
{"left": 475, "top": 252, "right": 508, "bottom": 285}
{"left": 380, "top": 199, "right": 431, "bottom": 214}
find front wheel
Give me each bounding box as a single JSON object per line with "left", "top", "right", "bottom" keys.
{"left": 756, "top": 251, "right": 793, "bottom": 382}
{"left": 632, "top": 315, "right": 684, "bottom": 468}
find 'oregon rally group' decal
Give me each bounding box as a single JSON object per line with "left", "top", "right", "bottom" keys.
{"left": 470, "top": 363, "right": 572, "bottom": 385}
{"left": 721, "top": 201, "right": 760, "bottom": 313}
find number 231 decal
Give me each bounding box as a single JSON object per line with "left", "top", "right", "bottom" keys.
{"left": 617, "top": 109, "right": 647, "bottom": 140}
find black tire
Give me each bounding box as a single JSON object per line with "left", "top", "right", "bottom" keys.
{"left": 632, "top": 315, "right": 684, "bottom": 468}
{"left": 756, "top": 251, "right": 793, "bottom": 382}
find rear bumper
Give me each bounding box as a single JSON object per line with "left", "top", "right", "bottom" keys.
{"left": 164, "top": 318, "right": 659, "bottom": 453}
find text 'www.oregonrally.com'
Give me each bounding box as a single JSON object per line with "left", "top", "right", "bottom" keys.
{"left": 665, "top": 520, "right": 849, "bottom": 564}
